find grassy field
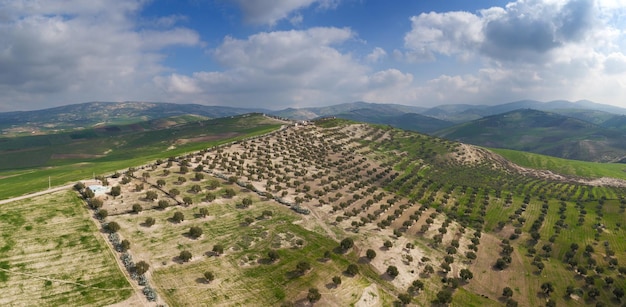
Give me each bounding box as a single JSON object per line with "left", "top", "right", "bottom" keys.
{"left": 0, "top": 190, "right": 132, "bottom": 306}
{"left": 491, "top": 147, "right": 626, "bottom": 180}
{"left": 0, "top": 114, "right": 282, "bottom": 200}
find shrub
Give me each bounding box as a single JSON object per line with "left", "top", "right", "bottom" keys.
{"left": 189, "top": 226, "right": 203, "bottom": 239}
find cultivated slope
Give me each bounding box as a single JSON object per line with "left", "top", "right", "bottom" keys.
{"left": 434, "top": 109, "right": 626, "bottom": 163}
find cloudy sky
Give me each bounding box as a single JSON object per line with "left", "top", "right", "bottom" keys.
{"left": 1, "top": 0, "right": 626, "bottom": 111}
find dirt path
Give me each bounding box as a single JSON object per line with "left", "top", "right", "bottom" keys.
{"left": 0, "top": 183, "right": 75, "bottom": 205}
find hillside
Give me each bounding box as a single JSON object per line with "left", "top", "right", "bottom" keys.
{"left": 0, "top": 101, "right": 267, "bottom": 136}
{"left": 271, "top": 101, "right": 426, "bottom": 120}
{"left": 422, "top": 100, "right": 626, "bottom": 123}
{"left": 2, "top": 117, "right": 626, "bottom": 306}
{"left": 334, "top": 108, "right": 454, "bottom": 133}
{"left": 434, "top": 109, "right": 626, "bottom": 163}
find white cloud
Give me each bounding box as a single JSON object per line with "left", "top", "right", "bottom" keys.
{"left": 395, "top": 0, "right": 626, "bottom": 107}
{"left": 0, "top": 0, "right": 201, "bottom": 111}
{"left": 156, "top": 28, "right": 419, "bottom": 109}
{"left": 404, "top": 11, "right": 483, "bottom": 62}
{"left": 230, "top": 0, "right": 340, "bottom": 25}
{"left": 366, "top": 47, "right": 387, "bottom": 63}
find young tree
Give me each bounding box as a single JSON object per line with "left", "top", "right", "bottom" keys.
{"left": 157, "top": 200, "right": 169, "bottom": 210}
{"left": 386, "top": 265, "right": 399, "bottom": 278}
{"left": 296, "top": 261, "right": 311, "bottom": 274}
{"left": 268, "top": 250, "right": 280, "bottom": 262}
{"left": 383, "top": 240, "right": 393, "bottom": 249}
{"left": 541, "top": 282, "right": 554, "bottom": 296}
{"left": 190, "top": 184, "right": 202, "bottom": 193}
{"left": 189, "top": 226, "right": 203, "bottom": 239}
{"left": 398, "top": 293, "right": 412, "bottom": 305}
{"left": 144, "top": 217, "right": 156, "bottom": 227}
{"left": 172, "top": 212, "right": 184, "bottom": 223}
{"left": 340, "top": 238, "right": 354, "bottom": 251}
{"left": 179, "top": 250, "right": 192, "bottom": 262}
{"left": 459, "top": 268, "right": 473, "bottom": 281}
{"left": 96, "top": 209, "right": 108, "bottom": 220}
{"left": 145, "top": 190, "right": 158, "bottom": 201}
{"left": 106, "top": 221, "right": 120, "bottom": 233}
{"left": 223, "top": 188, "right": 236, "bottom": 198}
{"left": 241, "top": 197, "right": 253, "bottom": 207}
{"left": 204, "top": 192, "right": 216, "bottom": 202}
{"left": 199, "top": 207, "right": 209, "bottom": 218}
{"left": 366, "top": 249, "right": 376, "bottom": 260}
{"left": 346, "top": 264, "right": 359, "bottom": 276}
{"left": 502, "top": 286, "right": 513, "bottom": 298}
{"left": 183, "top": 196, "right": 193, "bottom": 205}
{"left": 90, "top": 198, "right": 103, "bottom": 210}
{"left": 132, "top": 203, "right": 143, "bottom": 213}
{"left": 434, "top": 289, "right": 453, "bottom": 304}
{"left": 212, "top": 244, "right": 224, "bottom": 255}
{"left": 332, "top": 276, "right": 342, "bottom": 286}
{"left": 110, "top": 186, "right": 121, "bottom": 197}
{"left": 307, "top": 288, "right": 321, "bottom": 303}
{"left": 194, "top": 172, "right": 205, "bottom": 181}
{"left": 204, "top": 271, "right": 215, "bottom": 282}
{"left": 156, "top": 179, "right": 166, "bottom": 187}
{"left": 120, "top": 239, "right": 131, "bottom": 252}
{"left": 169, "top": 188, "right": 180, "bottom": 196}
{"left": 135, "top": 260, "right": 150, "bottom": 275}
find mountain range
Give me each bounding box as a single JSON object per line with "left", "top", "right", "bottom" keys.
{"left": 3, "top": 99, "right": 626, "bottom": 162}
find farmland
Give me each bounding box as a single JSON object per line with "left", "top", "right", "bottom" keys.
{"left": 0, "top": 190, "right": 132, "bottom": 306}
{"left": 0, "top": 113, "right": 283, "bottom": 200}
{"left": 2, "top": 114, "right": 626, "bottom": 306}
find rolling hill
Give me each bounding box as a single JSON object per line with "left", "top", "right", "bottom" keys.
{"left": 0, "top": 101, "right": 267, "bottom": 135}
{"left": 2, "top": 116, "right": 626, "bottom": 306}
{"left": 434, "top": 109, "right": 626, "bottom": 162}
{"left": 333, "top": 108, "right": 454, "bottom": 133}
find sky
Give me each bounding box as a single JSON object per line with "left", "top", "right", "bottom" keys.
{"left": 1, "top": 0, "right": 626, "bottom": 111}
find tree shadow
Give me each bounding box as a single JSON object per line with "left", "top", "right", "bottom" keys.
{"left": 358, "top": 256, "right": 371, "bottom": 264}
{"left": 286, "top": 270, "right": 305, "bottom": 280}
{"left": 195, "top": 277, "right": 209, "bottom": 284}
{"left": 257, "top": 258, "right": 276, "bottom": 265}
{"left": 325, "top": 282, "right": 337, "bottom": 290}
{"left": 332, "top": 246, "right": 347, "bottom": 255}
{"left": 380, "top": 273, "right": 394, "bottom": 281}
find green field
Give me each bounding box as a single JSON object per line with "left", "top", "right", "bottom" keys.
{"left": 0, "top": 114, "right": 282, "bottom": 200}
{"left": 0, "top": 190, "right": 132, "bottom": 306}
{"left": 491, "top": 147, "right": 626, "bottom": 180}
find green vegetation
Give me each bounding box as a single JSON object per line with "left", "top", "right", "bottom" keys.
{"left": 0, "top": 190, "right": 131, "bottom": 306}
{"left": 0, "top": 114, "right": 282, "bottom": 200}
{"left": 492, "top": 147, "right": 626, "bottom": 180}
{"left": 4, "top": 113, "right": 626, "bottom": 306}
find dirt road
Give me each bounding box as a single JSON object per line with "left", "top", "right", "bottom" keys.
{"left": 0, "top": 183, "right": 75, "bottom": 205}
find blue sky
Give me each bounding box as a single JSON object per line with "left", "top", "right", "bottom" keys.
{"left": 1, "top": 0, "right": 625, "bottom": 111}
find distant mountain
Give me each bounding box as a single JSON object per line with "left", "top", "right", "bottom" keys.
{"left": 0, "top": 101, "right": 267, "bottom": 134}
{"left": 271, "top": 101, "right": 426, "bottom": 120}
{"left": 422, "top": 100, "right": 626, "bottom": 123}
{"left": 434, "top": 109, "right": 626, "bottom": 162}
{"left": 335, "top": 108, "right": 453, "bottom": 133}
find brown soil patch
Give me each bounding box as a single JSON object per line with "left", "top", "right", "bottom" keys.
{"left": 51, "top": 153, "right": 105, "bottom": 159}
{"left": 175, "top": 132, "right": 242, "bottom": 145}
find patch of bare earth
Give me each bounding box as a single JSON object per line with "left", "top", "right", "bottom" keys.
{"left": 355, "top": 284, "right": 380, "bottom": 307}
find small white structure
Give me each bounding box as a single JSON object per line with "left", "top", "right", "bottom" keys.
{"left": 88, "top": 185, "right": 110, "bottom": 197}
